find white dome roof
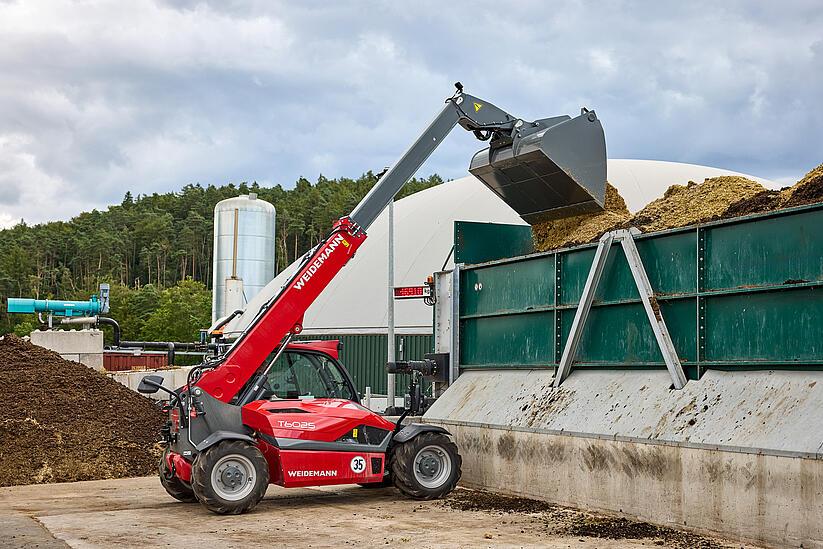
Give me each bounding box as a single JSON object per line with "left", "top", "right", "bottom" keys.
{"left": 225, "top": 160, "right": 773, "bottom": 336}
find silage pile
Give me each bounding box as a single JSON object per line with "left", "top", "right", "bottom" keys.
{"left": 533, "top": 163, "right": 823, "bottom": 252}
{"left": 532, "top": 183, "right": 630, "bottom": 250}
{"left": 0, "top": 334, "right": 165, "bottom": 487}
{"left": 628, "top": 176, "right": 764, "bottom": 232}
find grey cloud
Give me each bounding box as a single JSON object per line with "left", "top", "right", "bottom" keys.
{"left": 0, "top": 0, "right": 821, "bottom": 227}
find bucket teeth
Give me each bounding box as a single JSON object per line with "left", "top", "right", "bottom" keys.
{"left": 469, "top": 111, "right": 607, "bottom": 224}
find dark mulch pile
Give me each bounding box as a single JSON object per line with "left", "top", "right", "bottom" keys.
{"left": 442, "top": 488, "right": 730, "bottom": 548}
{"left": 0, "top": 334, "right": 165, "bottom": 487}
{"left": 725, "top": 163, "right": 823, "bottom": 218}
{"left": 723, "top": 189, "right": 783, "bottom": 218}
{"left": 784, "top": 165, "right": 823, "bottom": 207}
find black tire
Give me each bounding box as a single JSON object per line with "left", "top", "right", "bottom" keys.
{"left": 391, "top": 432, "right": 461, "bottom": 499}
{"left": 159, "top": 449, "right": 197, "bottom": 503}
{"left": 191, "top": 440, "right": 269, "bottom": 515}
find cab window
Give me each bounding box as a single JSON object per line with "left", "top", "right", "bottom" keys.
{"left": 264, "top": 352, "right": 355, "bottom": 401}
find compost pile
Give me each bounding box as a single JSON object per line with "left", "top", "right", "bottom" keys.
{"left": 725, "top": 162, "right": 823, "bottom": 217}
{"left": 0, "top": 334, "right": 165, "bottom": 487}
{"left": 533, "top": 163, "right": 823, "bottom": 252}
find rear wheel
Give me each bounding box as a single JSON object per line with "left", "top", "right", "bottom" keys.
{"left": 159, "top": 449, "right": 196, "bottom": 503}
{"left": 391, "top": 432, "right": 461, "bottom": 499}
{"left": 191, "top": 440, "right": 269, "bottom": 514}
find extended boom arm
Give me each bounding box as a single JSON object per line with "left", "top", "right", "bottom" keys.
{"left": 195, "top": 83, "right": 606, "bottom": 402}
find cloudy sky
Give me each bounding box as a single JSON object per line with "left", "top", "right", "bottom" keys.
{"left": 0, "top": 0, "right": 821, "bottom": 227}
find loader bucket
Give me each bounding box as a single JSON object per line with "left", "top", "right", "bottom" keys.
{"left": 468, "top": 110, "right": 607, "bottom": 223}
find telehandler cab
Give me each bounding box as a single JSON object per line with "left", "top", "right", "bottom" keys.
{"left": 140, "top": 83, "right": 606, "bottom": 514}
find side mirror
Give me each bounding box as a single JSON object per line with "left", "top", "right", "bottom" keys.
{"left": 138, "top": 374, "right": 165, "bottom": 394}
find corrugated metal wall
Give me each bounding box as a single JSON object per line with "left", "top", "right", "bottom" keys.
{"left": 457, "top": 203, "right": 823, "bottom": 379}
{"left": 298, "top": 334, "right": 433, "bottom": 394}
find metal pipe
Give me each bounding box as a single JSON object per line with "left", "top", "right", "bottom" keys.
{"left": 232, "top": 207, "right": 239, "bottom": 279}
{"left": 386, "top": 198, "right": 396, "bottom": 413}
{"left": 118, "top": 340, "right": 211, "bottom": 351}
{"left": 58, "top": 315, "right": 120, "bottom": 346}
{"left": 96, "top": 317, "right": 121, "bottom": 346}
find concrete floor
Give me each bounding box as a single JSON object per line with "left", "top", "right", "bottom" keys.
{"left": 0, "top": 477, "right": 752, "bottom": 548}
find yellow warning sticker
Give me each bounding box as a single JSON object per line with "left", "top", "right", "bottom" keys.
{"left": 473, "top": 102, "right": 483, "bottom": 112}
{"left": 341, "top": 238, "right": 350, "bottom": 248}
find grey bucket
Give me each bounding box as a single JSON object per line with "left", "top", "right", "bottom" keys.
{"left": 468, "top": 110, "right": 607, "bottom": 224}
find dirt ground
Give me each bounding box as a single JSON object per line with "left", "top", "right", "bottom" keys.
{"left": 0, "top": 477, "right": 760, "bottom": 549}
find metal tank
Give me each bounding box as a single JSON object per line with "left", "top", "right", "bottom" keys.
{"left": 212, "top": 193, "right": 276, "bottom": 323}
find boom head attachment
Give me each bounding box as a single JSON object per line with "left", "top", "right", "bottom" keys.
{"left": 468, "top": 109, "right": 607, "bottom": 223}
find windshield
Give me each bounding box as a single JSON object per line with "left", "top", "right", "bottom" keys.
{"left": 262, "top": 351, "right": 355, "bottom": 401}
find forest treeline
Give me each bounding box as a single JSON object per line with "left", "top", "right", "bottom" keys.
{"left": 0, "top": 172, "right": 442, "bottom": 339}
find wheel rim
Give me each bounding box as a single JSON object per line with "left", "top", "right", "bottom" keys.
{"left": 413, "top": 444, "right": 452, "bottom": 489}
{"left": 210, "top": 454, "right": 256, "bottom": 501}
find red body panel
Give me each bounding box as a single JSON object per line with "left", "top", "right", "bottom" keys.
{"left": 242, "top": 398, "right": 396, "bottom": 441}
{"left": 167, "top": 398, "right": 394, "bottom": 489}
{"left": 254, "top": 439, "right": 385, "bottom": 487}
{"left": 276, "top": 449, "right": 384, "bottom": 487}
{"left": 285, "top": 339, "right": 340, "bottom": 360}
{"left": 241, "top": 399, "right": 394, "bottom": 487}
{"left": 166, "top": 451, "right": 192, "bottom": 483}
{"left": 196, "top": 218, "right": 366, "bottom": 402}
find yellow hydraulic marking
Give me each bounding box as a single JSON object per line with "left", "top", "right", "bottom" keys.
{"left": 352, "top": 428, "right": 358, "bottom": 438}
{"left": 473, "top": 102, "right": 483, "bottom": 112}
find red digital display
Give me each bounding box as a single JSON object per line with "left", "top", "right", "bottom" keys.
{"left": 393, "top": 286, "right": 431, "bottom": 299}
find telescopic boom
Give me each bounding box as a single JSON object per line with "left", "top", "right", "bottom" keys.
{"left": 195, "top": 84, "right": 606, "bottom": 402}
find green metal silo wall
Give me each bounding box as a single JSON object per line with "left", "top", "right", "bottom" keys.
{"left": 298, "top": 334, "right": 433, "bottom": 394}
{"left": 456, "top": 203, "right": 823, "bottom": 378}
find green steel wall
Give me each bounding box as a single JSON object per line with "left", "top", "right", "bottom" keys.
{"left": 458, "top": 204, "right": 823, "bottom": 379}
{"left": 298, "top": 334, "right": 433, "bottom": 394}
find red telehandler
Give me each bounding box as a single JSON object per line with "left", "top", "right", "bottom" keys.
{"left": 138, "top": 83, "right": 606, "bottom": 514}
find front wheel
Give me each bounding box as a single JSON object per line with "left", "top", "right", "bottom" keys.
{"left": 391, "top": 432, "right": 461, "bottom": 499}
{"left": 191, "top": 440, "right": 269, "bottom": 514}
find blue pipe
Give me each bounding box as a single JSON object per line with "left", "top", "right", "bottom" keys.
{"left": 7, "top": 296, "right": 103, "bottom": 317}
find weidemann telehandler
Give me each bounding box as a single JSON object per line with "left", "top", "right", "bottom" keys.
{"left": 139, "top": 83, "right": 607, "bottom": 514}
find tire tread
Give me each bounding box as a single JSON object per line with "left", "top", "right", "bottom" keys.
{"left": 391, "top": 432, "right": 461, "bottom": 500}
{"left": 191, "top": 440, "right": 269, "bottom": 515}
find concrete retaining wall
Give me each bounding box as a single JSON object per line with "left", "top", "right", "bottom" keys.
{"left": 424, "top": 369, "right": 823, "bottom": 548}
{"left": 30, "top": 329, "right": 103, "bottom": 370}
{"left": 108, "top": 367, "right": 192, "bottom": 400}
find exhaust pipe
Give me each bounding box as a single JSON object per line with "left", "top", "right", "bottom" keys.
{"left": 469, "top": 109, "right": 607, "bottom": 223}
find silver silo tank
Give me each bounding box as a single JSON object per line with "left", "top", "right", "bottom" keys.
{"left": 212, "top": 193, "right": 276, "bottom": 323}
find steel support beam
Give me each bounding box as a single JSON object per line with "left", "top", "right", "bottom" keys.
{"left": 555, "top": 229, "right": 688, "bottom": 390}
{"left": 618, "top": 230, "right": 688, "bottom": 389}
{"left": 450, "top": 265, "right": 461, "bottom": 384}
{"left": 555, "top": 231, "right": 614, "bottom": 386}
